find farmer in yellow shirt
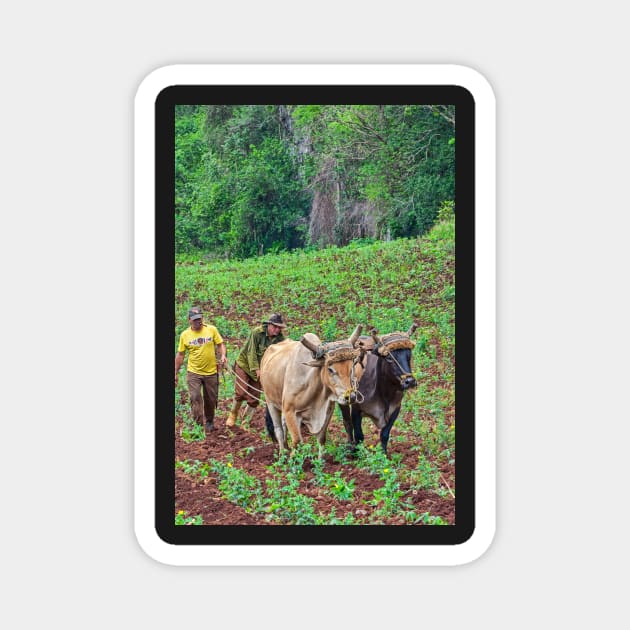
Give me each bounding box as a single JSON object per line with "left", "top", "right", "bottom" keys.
{"left": 175, "top": 307, "right": 227, "bottom": 434}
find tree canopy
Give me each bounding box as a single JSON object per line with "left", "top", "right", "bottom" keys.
{"left": 175, "top": 104, "right": 455, "bottom": 258}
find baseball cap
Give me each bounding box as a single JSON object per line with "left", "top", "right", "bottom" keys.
{"left": 188, "top": 307, "right": 203, "bottom": 320}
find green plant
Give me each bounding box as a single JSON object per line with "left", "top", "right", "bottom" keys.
{"left": 175, "top": 510, "right": 203, "bottom": 525}
{"left": 263, "top": 473, "right": 319, "bottom": 525}
{"left": 319, "top": 508, "right": 357, "bottom": 525}
{"left": 323, "top": 437, "right": 354, "bottom": 465}
{"left": 410, "top": 455, "right": 441, "bottom": 491}
{"left": 354, "top": 443, "right": 391, "bottom": 476}
{"left": 180, "top": 421, "right": 205, "bottom": 443}
{"left": 327, "top": 472, "right": 355, "bottom": 501}
{"left": 419, "top": 512, "right": 448, "bottom": 525}
{"left": 258, "top": 445, "right": 320, "bottom": 524}
{"left": 311, "top": 459, "right": 355, "bottom": 501}
{"left": 209, "top": 457, "right": 264, "bottom": 512}
{"left": 369, "top": 468, "right": 404, "bottom": 519}
{"left": 240, "top": 445, "right": 256, "bottom": 458}
{"left": 176, "top": 459, "right": 211, "bottom": 479}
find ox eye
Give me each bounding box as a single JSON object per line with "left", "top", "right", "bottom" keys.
{"left": 328, "top": 366, "right": 335, "bottom": 375}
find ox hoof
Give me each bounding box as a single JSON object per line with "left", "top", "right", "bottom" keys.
{"left": 348, "top": 445, "right": 360, "bottom": 459}
{"left": 205, "top": 421, "right": 215, "bottom": 433}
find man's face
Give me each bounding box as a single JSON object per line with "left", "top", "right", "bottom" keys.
{"left": 190, "top": 317, "right": 203, "bottom": 331}
{"left": 267, "top": 324, "right": 281, "bottom": 336}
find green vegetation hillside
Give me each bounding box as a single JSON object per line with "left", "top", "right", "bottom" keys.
{"left": 176, "top": 104, "right": 455, "bottom": 258}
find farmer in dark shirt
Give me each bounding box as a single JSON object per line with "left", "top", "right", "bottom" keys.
{"left": 226, "top": 313, "right": 287, "bottom": 427}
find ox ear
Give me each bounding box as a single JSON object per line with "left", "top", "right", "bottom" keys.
{"left": 370, "top": 327, "right": 381, "bottom": 345}
{"left": 349, "top": 324, "right": 363, "bottom": 347}
{"left": 358, "top": 347, "right": 367, "bottom": 367}
{"left": 302, "top": 359, "right": 324, "bottom": 368}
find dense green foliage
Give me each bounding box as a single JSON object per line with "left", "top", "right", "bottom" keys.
{"left": 175, "top": 104, "right": 455, "bottom": 257}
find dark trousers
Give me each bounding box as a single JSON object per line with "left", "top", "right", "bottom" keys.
{"left": 186, "top": 371, "right": 218, "bottom": 425}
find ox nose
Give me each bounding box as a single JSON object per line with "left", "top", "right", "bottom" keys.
{"left": 403, "top": 376, "right": 417, "bottom": 389}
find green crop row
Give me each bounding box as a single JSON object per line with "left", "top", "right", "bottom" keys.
{"left": 178, "top": 444, "right": 449, "bottom": 526}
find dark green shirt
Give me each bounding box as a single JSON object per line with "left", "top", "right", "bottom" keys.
{"left": 235, "top": 324, "right": 285, "bottom": 379}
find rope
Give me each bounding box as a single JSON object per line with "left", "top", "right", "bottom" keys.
{"left": 350, "top": 354, "right": 365, "bottom": 403}
{"left": 224, "top": 363, "right": 266, "bottom": 396}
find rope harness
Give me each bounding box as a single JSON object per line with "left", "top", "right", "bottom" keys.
{"left": 350, "top": 353, "right": 365, "bottom": 403}
{"left": 310, "top": 340, "right": 365, "bottom": 404}
{"left": 225, "top": 363, "right": 266, "bottom": 396}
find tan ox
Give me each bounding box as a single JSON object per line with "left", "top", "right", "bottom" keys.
{"left": 260, "top": 326, "right": 364, "bottom": 455}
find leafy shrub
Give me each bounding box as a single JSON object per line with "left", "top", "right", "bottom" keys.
{"left": 436, "top": 200, "right": 455, "bottom": 222}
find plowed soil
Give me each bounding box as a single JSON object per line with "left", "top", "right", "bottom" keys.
{"left": 175, "top": 394, "right": 455, "bottom": 526}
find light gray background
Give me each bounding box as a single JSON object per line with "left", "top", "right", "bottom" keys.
{"left": 2, "top": 1, "right": 628, "bottom": 627}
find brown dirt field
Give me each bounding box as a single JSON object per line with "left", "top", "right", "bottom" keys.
{"left": 175, "top": 394, "right": 455, "bottom": 526}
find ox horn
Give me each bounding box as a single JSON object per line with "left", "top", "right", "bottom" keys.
{"left": 370, "top": 327, "right": 381, "bottom": 345}
{"left": 406, "top": 322, "right": 419, "bottom": 337}
{"left": 348, "top": 324, "right": 363, "bottom": 347}
{"left": 300, "top": 335, "right": 321, "bottom": 356}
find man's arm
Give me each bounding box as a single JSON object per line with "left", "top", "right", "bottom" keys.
{"left": 240, "top": 330, "right": 257, "bottom": 375}
{"left": 247, "top": 330, "right": 263, "bottom": 379}
{"left": 174, "top": 351, "right": 185, "bottom": 385}
{"left": 216, "top": 342, "right": 227, "bottom": 368}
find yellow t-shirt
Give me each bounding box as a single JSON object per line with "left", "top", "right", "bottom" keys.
{"left": 177, "top": 324, "right": 224, "bottom": 375}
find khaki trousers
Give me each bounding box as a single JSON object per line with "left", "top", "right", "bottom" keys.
{"left": 186, "top": 371, "right": 218, "bottom": 425}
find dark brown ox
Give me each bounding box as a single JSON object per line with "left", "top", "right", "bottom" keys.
{"left": 260, "top": 326, "right": 364, "bottom": 455}
{"left": 340, "top": 324, "right": 418, "bottom": 454}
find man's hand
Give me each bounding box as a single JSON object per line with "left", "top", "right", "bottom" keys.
{"left": 255, "top": 368, "right": 261, "bottom": 380}
{"left": 174, "top": 352, "right": 185, "bottom": 386}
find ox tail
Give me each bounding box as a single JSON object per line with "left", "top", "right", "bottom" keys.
{"left": 264, "top": 406, "right": 277, "bottom": 443}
